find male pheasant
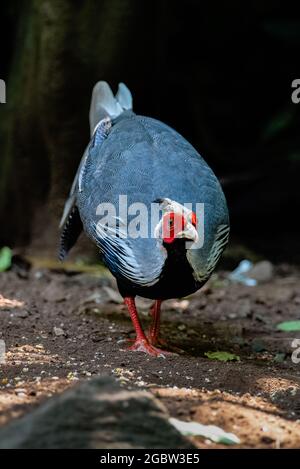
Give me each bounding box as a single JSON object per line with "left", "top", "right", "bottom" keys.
{"left": 59, "top": 82, "right": 229, "bottom": 357}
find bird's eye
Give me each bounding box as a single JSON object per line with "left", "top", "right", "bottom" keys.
{"left": 169, "top": 219, "right": 174, "bottom": 226}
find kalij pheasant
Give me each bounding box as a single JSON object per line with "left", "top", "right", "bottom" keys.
{"left": 59, "top": 82, "right": 229, "bottom": 357}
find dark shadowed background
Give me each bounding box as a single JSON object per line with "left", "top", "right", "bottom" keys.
{"left": 0, "top": 0, "right": 299, "bottom": 264}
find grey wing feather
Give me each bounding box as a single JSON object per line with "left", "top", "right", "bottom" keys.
{"left": 89, "top": 217, "right": 167, "bottom": 287}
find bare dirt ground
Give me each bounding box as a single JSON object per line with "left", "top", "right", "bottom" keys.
{"left": 1, "top": 258, "right": 300, "bottom": 448}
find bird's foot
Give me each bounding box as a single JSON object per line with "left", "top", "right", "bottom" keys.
{"left": 127, "top": 338, "right": 171, "bottom": 357}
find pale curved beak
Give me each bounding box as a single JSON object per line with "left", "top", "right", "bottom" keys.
{"left": 176, "top": 223, "right": 199, "bottom": 242}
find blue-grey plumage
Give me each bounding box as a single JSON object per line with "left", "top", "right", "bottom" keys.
{"left": 79, "top": 113, "right": 228, "bottom": 288}
{"left": 60, "top": 81, "right": 229, "bottom": 356}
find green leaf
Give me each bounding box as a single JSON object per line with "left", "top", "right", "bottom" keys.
{"left": 169, "top": 418, "right": 240, "bottom": 445}
{"left": 0, "top": 247, "right": 12, "bottom": 272}
{"left": 204, "top": 351, "right": 240, "bottom": 362}
{"left": 276, "top": 321, "right": 300, "bottom": 332}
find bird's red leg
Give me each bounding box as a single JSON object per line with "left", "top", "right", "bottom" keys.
{"left": 124, "top": 297, "right": 169, "bottom": 357}
{"left": 148, "top": 300, "right": 171, "bottom": 348}
{"left": 148, "top": 300, "right": 162, "bottom": 344}
{"left": 148, "top": 300, "right": 183, "bottom": 354}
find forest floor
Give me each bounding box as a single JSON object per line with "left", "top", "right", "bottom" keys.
{"left": 0, "top": 258, "right": 300, "bottom": 448}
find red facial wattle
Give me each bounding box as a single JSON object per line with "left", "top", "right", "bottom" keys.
{"left": 162, "top": 211, "right": 197, "bottom": 243}
{"left": 162, "top": 212, "right": 185, "bottom": 243}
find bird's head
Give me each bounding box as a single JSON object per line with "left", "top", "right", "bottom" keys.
{"left": 154, "top": 198, "right": 198, "bottom": 244}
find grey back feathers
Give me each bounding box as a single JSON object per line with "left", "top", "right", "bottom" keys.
{"left": 89, "top": 81, "right": 132, "bottom": 135}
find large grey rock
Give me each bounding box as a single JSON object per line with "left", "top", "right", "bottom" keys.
{"left": 0, "top": 376, "right": 193, "bottom": 449}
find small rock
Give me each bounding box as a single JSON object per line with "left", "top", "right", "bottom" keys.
{"left": 248, "top": 261, "right": 274, "bottom": 283}
{"left": 53, "top": 327, "right": 65, "bottom": 337}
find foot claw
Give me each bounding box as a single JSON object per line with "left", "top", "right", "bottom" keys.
{"left": 127, "top": 338, "right": 169, "bottom": 357}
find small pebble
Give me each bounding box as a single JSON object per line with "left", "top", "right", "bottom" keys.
{"left": 53, "top": 327, "right": 65, "bottom": 337}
